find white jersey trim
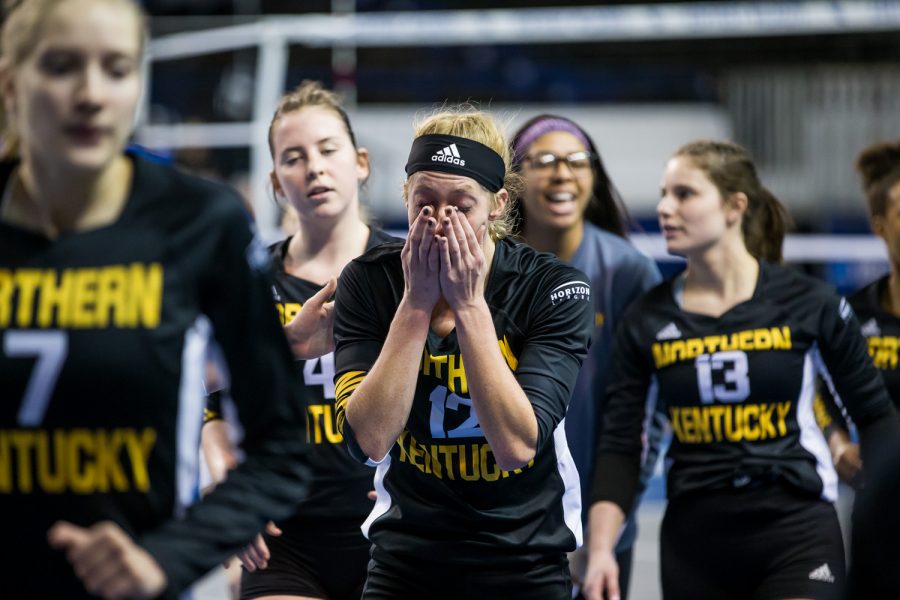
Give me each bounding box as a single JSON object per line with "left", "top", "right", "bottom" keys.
{"left": 175, "top": 316, "right": 211, "bottom": 518}
{"left": 801, "top": 345, "right": 838, "bottom": 502}
{"left": 361, "top": 455, "right": 393, "bottom": 540}
{"left": 554, "top": 417, "right": 584, "bottom": 548}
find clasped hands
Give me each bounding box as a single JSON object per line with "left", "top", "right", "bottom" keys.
{"left": 402, "top": 205, "right": 488, "bottom": 311}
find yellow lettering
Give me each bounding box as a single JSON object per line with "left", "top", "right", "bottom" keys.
{"left": 448, "top": 355, "right": 468, "bottom": 394}
{"left": 429, "top": 445, "right": 443, "bottom": 479}
{"left": 94, "top": 266, "right": 127, "bottom": 328}
{"left": 480, "top": 445, "right": 500, "bottom": 481}
{"left": 35, "top": 431, "right": 66, "bottom": 493}
{"left": 753, "top": 328, "right": 772, "bottom": 350}
{"left": 459, "top": 444, "right": 480, "bottom": 481}
{"left": 67, "top": 429, "right": 96, "bottom": 494}
{"left": 439, "top": 445, "right": 457, "bottom": 480}
{"left": 724, "top": 406, "right": 742, "bottom": 442}
{"left": 422, "top": 352, "right": 447, "bottom": 379}
{"left": 0, "top": 269, "right": 12, "bottom": 326}
{"left": 703, "top": 336, "right": 722, "bottom": 354}
{"left": 132, "top": 264, "right": 163, "bottom": 328}
{"left": 743, "top": 404, "right": 760, "bottom": 441}
{"left": 14, "top": 270, "right": 41, "bottom": 327}
{"left": 669, "top": 408, "right": 685, "bottom": 441}
{"left": 308, "top": 405, "right": 325, "bottom": 444}
{"left": 95, "top": 430, "right": 129, "bottom": 492}
{"left": 321, "top": 405, "right": 343, "bottom": 444}
{"left": 0, "top": 433, "right": 9, "bottom": 492}
{"left": 37, "top": 270, "right": 73, "bottom": 327}
{"left": 772, "top": 326, "right": 791, "bottom": 350}
{"left": 670, "top": 340, "right": 686, "bottom": 364}
{"left": 685, "top": 338, "right": 704, "bottom": 360}
{"left": 776, "top": 402, "right": 791, "bottom": 436}
{"left": 124, "top": 428, "right": 156, "bottom": 493}
{"left": 758, "top": 404, "right": 777, "bottom": 438}
{"left": 71, "top": 269, "right": 99, "bottom": 328}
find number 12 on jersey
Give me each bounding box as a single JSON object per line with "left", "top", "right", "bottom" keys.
{"left": 429, "top": 385, "right": 483, "bottom": 439}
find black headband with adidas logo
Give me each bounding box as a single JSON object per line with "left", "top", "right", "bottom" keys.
{"left": 405, "top": 134, "right": 506, "bottom": 193}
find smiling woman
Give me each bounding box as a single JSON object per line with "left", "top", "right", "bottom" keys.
{"left": 511, "top": 114, "right": 662, "bottom": 600}
{"left": 0, "top": 1, "right": 318, "bottom": 599}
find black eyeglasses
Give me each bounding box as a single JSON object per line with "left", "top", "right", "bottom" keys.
{"left": 524, "top": 151, "right": 595, "bottom": 173}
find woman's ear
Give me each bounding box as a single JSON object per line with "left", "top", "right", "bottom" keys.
{"left": 725, "top": 191, "right": 748, "bottom": 227}
{"left": 489, "top": 188, "right": 509, "bottom": 220}
{"left": 356, "top": 147, "right": 371, "bottom": 182}
{"left": 270, "top": 169, "right": 283, "bottom": 199}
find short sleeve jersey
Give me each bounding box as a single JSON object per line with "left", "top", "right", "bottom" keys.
{"left": 0, "top": 155, "right": 310, "bottom": 598}
{"left": 265, "top": 227, "right": 396, "bottom": 526}
{"left": 333, "top": 238, "right": 593, "bottom": 567}
{"left": 596, "top": 261, "right": 893, "bottom": 506}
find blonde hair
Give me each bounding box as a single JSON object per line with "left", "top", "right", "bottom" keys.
{"left": 267, "top": 80, "right": 358, "bottom": 157}
{"left": 0, "top": 0, "right": 147, "bottom": 159}
{"left": 404, "top": 105, "right": 522, "bottom": 241}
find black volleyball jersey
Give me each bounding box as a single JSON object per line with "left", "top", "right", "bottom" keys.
{"left": 265, "top": 228, "right": 395, "bottom": 524}
{"left": 0, "top": 155, "right": 311, "bottom": 599}
{"left": 593, "top": 261, "right": 894, "bottom": 510}
{"left": 333, "top": 238, "right": 593, "bottom": 567}
{"left": 848, "top": 276, "right": 900, "bottom": 406}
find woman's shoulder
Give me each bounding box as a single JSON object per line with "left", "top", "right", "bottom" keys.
{"left": 581, "top": 223, "right": 657, "bottom": 269}
{"left": 131, "top": 154, "right": 248, "bottom": 221}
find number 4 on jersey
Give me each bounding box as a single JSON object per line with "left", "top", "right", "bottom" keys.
{"left": 303, "top": 353, "right": 335, "bottom": 399}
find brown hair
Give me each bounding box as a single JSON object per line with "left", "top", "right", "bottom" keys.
{"left": 404, "top": 104, "right": 523, "bottom": 241}
{"left": 856, "top": 140, "right": 900, "bottom": 218}
{"left": 0, "top": 0, "right": 147, "bottom": 159}
{"left": 675, "top": 140, "right": 790, "bottom": 263}
{"left": 267, "top": 80, "right": 358, "bottom": 157}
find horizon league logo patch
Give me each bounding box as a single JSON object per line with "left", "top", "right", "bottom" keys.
{"left": 549, "top": 281, "right": 591, "bottom": 306}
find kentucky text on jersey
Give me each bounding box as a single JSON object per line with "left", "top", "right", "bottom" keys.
{"left": 652, "top": 326, "right": 792, "bottom": 369}
{"left": 0, "top": 264, "right": 163, "bottom": 329}
{"left": 867, "top": 336, "right": 900, "bottom": 369}
{"left": 669, "top": 402, "right": 792, "bottom": 444}
{"left": 396, "top": 430, "right": 534, "bottom": 482}
{"left": 0, "top": 427, "right": 156, "bottom": 494}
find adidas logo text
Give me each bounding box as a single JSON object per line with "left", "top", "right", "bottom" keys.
{"left": 431, "top": 144, "right": 466, "bottom": 166}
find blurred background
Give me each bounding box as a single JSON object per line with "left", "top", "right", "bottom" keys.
{"left": 136, "top": 3, "right": 898, "bottom": 598}
{"left": 136, "top": 0, "right": 900, "bottom": 292}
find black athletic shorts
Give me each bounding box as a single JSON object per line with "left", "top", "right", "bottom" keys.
{"left": 362, "top": 549, "right": 571, "bottom": 600}
{"left": 660, "top": 482, "right": 845, "bottom": 600}
{"left": 241, "top": 521, "right": 371, "bottom": 600}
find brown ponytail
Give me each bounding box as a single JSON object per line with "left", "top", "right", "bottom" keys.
{"left": 675, "top": 140, "right": 791, "bottom": 263}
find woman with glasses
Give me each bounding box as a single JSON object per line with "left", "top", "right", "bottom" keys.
{"left": 511, "top": 115, "right": 662, "bottom": 599}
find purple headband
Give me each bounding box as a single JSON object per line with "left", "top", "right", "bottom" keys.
{"left": 513, "top": 117, "right": 592, "bottom": 165}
